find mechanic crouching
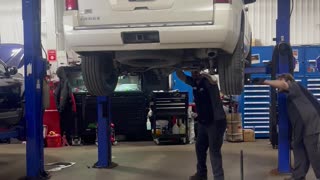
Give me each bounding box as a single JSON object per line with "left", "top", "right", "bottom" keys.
{"left": 253, "top": 74, "right": 320, "bottom": 180}
{"left": 176, "top": 70, "right": 226, "bottom": 180}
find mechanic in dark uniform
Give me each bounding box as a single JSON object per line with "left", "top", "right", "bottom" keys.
{"left": 176, "top": 70, "right": 226, "bottom": 180}
{"left": 253, "top": 74, "right": 320, "bottom": 180}
{"left": 54, "top": 67, "right": 74, "bottom": 144}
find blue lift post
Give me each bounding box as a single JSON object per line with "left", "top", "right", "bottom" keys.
{"left": 96, "top": 96, "right": 110, "bottom": 168}
{"left": 276, "top": 0, "right": 291, "bottom": 174}
{"left": 95, "top": 96, "right": 117, "bottom": 168}
{"left": 245, "top": 0, "right": 292, "bottom": 174}
{"left": 22, "top": 0, "right": 47, "bottom": 178}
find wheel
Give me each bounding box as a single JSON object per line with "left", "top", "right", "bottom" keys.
{"left": 218, "top": 32, "right": 245, "bottom": 95}
{"left": 81, "top": 53, "right": 119, "bottom": 96}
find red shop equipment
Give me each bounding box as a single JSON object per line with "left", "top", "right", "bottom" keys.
{"left": 46, "top": 131, "right": 62, "bottom": 148}
{"left": 43, "top": 80, "right": 61, "bottom": 135}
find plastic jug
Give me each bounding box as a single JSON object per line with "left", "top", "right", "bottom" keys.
{"left": 146, "top": 117, "right": 152, "bottom": 130}
{"left": 172, "top": 120, "right": 179, "bottom": 134}
{"left": 146, "top": 108, "right": 152, "bottom": 130}
{"left": 179, "top": 119, "right": 186, "bottom": 135}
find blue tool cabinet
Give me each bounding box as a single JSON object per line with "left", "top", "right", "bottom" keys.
{"left": 241, "top": 45, "right": 320, "bottom": 138}
{"left": 242, "top": 84, "right": 271, "bottom": 138}
{"left": 242, "top": 46, "right": 274, "bottom": 138}
{"left": 304, "top": 46, "right": 320, "bottom": 76}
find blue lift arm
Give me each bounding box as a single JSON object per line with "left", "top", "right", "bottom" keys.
{"left": 22, "top": 0, "right": 47, "bottom": 178}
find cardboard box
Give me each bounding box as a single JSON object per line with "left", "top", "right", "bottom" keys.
{"left": 243, "top": 129, "right": 255, "bottom": 142}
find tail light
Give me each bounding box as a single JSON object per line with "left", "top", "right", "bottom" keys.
{"left": 216, "top": 0, "right": 232, "bottom": 3}
{"left": 66, "top": 0, "right": 78, "bottom": 10}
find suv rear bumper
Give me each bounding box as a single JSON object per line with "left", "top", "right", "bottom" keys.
{"left": 64, "top": 26, "right": 235, "bottom": 52}
{"left": 63, "top": 6, "right": 239, "bottom": 53}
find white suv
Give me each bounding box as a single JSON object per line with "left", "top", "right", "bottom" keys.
{"left": 63, "top": 0, "right": 255, "bottom": 96}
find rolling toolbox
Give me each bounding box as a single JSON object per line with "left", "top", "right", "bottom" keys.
{"left": 150, "top": 91, "right": 189, "bottom": 145}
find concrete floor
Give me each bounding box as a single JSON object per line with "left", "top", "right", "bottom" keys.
{"left": 0, "top": 140, "right": 316, "bottom": 180}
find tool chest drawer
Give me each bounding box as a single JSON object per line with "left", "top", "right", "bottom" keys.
{"left": 307, "top": 78, "right": 320, "bottom": 102}
{"left": 151, "top": 92, "right": 188, "bottom": 116}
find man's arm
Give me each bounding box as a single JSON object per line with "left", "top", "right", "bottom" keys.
{"left": 176, "top": 69, "right": 187, "bottom": 82}
{"left": 176, "top": 69, "right": 193, "bottom": 85}
{"left": 263, "top": 80, "right": 289, "bottom": 90}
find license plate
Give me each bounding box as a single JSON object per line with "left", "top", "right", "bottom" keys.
{"left": 122, "top": 31, "right": 160, "bottom": 44}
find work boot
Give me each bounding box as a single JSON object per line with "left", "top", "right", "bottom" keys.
{"left": 189, "top": 173, "right": 207, "bottom": 180}
{"left": 283, "top": 177, "right": 306, "bottom": 180}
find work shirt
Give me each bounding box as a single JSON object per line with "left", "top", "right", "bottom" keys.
{"left": 185, "top": 76, "right": 226, "bottom": 125}
{"left": 286, "top": 82, "right": 320, "bottom": 138}
{"left": 54, "top": 68, "right": 73, "bottom": 113}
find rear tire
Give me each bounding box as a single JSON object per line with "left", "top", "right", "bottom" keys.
{"left": 218, "top": 32, "right": 245, "bottom": 95}
{"left": 81, "top": 54, "right": 118, "bottom": 96}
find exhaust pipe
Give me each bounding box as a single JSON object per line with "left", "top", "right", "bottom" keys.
{"left": 207, "top": 49, "right": 218, "bottom": 58}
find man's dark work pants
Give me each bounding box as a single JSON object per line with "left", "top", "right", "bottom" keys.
{"left": 292, "top": 133, "right": 320, "bottom": 179}
{"left": 196, "top": 121, "right": 226, "bottom": 180}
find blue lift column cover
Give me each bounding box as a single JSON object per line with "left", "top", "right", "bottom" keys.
{"left": 22, "top": 0, "right": 47, "bottom": 178}
{"left": 95, "top": 96, "right": 118, "bottom": 169}
{"left": 276, "top": 0, "right": 291, "bottom": 174}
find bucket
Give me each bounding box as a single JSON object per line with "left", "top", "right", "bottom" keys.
{"left": 226, "top": 113, "right": 243, "bottom": 142}
{"left": 43, "top": 110, "right": 61, "bottom": 134}
{"left": 46, "top": 131, "right": 61, "bottom": 148}
{"left": 227, "top": 121, "right": 243, "bottom": 134}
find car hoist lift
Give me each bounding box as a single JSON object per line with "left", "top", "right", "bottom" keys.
{"left": 21, "top": 0, "right": 292, "bottom": 179}
{"left": 245, "top": 0, "right": 293, "bottom": 174}
{"left": 94, "top": 96, "right": 117, "bottom": 169}
{"left": 22, "top": 0, "right": 116, "bottom": 179}
{"left": 22, "top": 0, "right": 47, "bottom": 178}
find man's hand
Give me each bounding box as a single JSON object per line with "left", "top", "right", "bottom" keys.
{"left": 251, "top": 78, "right": 266, "bottom": 85}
